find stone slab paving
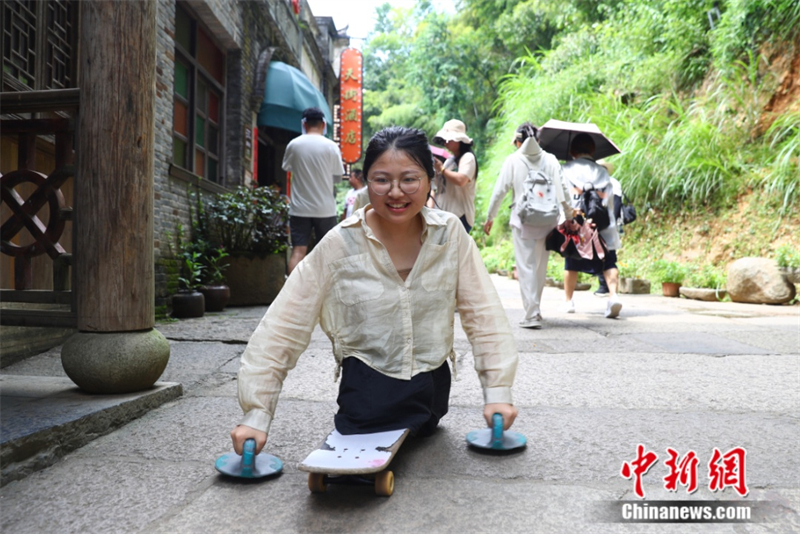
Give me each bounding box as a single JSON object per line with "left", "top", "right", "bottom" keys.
{"left": 1, "top": 274, "right": 798, "bottom": 533}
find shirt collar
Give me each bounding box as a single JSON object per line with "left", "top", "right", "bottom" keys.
{"left": 343, "top": 205, "right": 445, "bottom": 241}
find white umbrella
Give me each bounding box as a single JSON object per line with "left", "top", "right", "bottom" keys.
{"left": 538, "top": 119, "right": 621, "bottom": 161}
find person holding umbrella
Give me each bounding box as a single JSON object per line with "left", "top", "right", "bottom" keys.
{"left": 431, "top": 119, "right": 478, "bottom": 233}
{"left": 561, "top": 133, "right": 623, "bottom": 318}
{"left": 484, "top": 122, "right": 574, "bottom": 329}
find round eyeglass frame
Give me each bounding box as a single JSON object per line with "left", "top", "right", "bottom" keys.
{"left": 367, "top": 177, "right": 424, "bottom": 196}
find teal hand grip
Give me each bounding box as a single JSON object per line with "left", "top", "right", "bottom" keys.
{"left": 491, "top": 413, "right": 503, "bottom": 450}
{"left": 242, "top": 438, "right": 256, "bottom": 477}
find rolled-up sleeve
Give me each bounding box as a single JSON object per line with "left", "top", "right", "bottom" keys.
{"left": 453, "top": 226, "right": 518, "bottom": 405}
{"left": 237, "top": 244, "right": 330, "bottom": 434}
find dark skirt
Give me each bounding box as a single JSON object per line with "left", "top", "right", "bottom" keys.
{"left": 334, "top": 357, "right": 451, "bottom": 437}
{"left": 564, "top": 248, "right": 618, "bottom": 276}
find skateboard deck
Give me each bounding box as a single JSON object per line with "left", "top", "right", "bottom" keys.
{"left": 299, "top": 428, "right": 409, "bottom": 475}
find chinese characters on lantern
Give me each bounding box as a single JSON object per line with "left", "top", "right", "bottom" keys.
{"left": 338, "top": 48, "right": 362, "bottom": 164}
{"left": 621, "top": 444, "right": 748, "bottom": 498}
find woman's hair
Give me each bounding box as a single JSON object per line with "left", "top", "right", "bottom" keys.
{"left": 453, "top": 141, "right": 479, "bottom": 180}
{"left": 515, "top": 122, "right": 539, "bottom": 143}
{"left": 362, "top": 126, "right": 435, "bottom": 180}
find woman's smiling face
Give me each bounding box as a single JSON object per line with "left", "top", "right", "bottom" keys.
{"left": 366, "top": 149, "right": 430, "bottom": 226}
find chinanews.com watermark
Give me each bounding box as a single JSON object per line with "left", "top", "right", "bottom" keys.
{"left": 594, "top": 444, "right": 782, "bottom": 524}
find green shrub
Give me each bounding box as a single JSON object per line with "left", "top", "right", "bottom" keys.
{"left": 775, "top": 244, "right": 800, "bottom": 269}
{"left": 650, "top": 259, "right": 688, "bottom": 283}
{"left": 685, "top": 264, "right": 727, "bottom": 289}
{"left": 480, "top": 239, "right": 516, "bottom": 273}
{"left": 203, "top": 185, "right": 290, "bottom": 257}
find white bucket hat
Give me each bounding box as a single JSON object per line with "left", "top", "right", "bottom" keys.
{"left": 433, "top": 119, "right": 473, "bottom": 145}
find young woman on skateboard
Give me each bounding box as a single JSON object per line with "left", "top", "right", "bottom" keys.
{"left": 231, "top": 126, "right": 519, "bottom": 456}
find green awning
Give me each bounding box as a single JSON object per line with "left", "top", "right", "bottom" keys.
{"left": 257, "top": 61, "right": 333, "bottom": 135}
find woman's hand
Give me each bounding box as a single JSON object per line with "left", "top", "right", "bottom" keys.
{"left": 434, "top": 159, "right": 443, "bottom": 174}
{"left": 484, "top": 403, "right": 518, "bottom": 430}
{"left": 230, "top": 425, "right": 268, "bottom": 455}
{"left": 483, "top": 219, "right": 494, "bottom": 235}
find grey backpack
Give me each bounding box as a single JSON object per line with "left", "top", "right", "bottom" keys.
{"left": 517, "top": 158, "right": 560, "bottom": 227}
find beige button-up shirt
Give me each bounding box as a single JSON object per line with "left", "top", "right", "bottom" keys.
{"left": 237, "top": 206, "right": 518, "bottom": 434}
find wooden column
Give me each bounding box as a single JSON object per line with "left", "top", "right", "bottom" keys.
{"left": 74, "top": 0, "right": 156, "bottom": 332}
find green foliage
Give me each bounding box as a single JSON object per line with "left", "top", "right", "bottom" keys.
{"left": 775, "top": 244, "right": 800, "bottom": 269}
{"left": 201, "top": 247, "right": 229, "bottom": 285}
{"left": 168, "top": 224, "right": 205, "bottom": 291}
{"left": 685, "top": 263, "right": 727, "bottom": 289}
{"left": 202, "top": 185, "right": 289, "bottom": 257}
{"left": 617, "top": 257, "right": 647, "bottom": 279}
{"left": 178, "top": 251, "right": 205, "bottom": 291}
{"left": 546, "top": 253, "right": 565, "bottom": 282}
{"left": 711, "top": 0, "right": 800, "bottom": 65}
{"left": 758, "top": 111, "right": 800, "bottom": 216}
{"left": 650, "top": 259, "right": 688, "bottom": 284}
{"left": 480, "top": 239, "right": 516, "bottom": 273}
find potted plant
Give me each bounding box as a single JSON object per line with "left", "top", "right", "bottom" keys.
{"left": 651, "top": 259, "right": 687, "bottom": 297}
{"left": 172, "top": 249, "right": 206, "bottom": 318}
{"left": 680, "top": 264, "right": 727, "bottom": 301}
{"left": 198, "top": 246, "right": 230, "bottom": 312}
{"left": 202, "top": 185, "right": 290, "bottom": 306}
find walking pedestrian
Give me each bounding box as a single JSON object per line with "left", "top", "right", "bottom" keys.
{"left": 282, "top": 107, "right": 345, "bottom": 274}
{"left": 341, "top": 168, "right": 365, "bottom": 221}
{"left": 431, "top": 119, "right": 478, "bottom": 233}
{"left": 561, "top": 134, "right": 623, "bottom": 318}
{"left": 484, "top": 122, "right": 574, "bottom": 329}
{"left": 594, "top": 160, "right": 623, "bottom": 297}
{"left": 230, "top": 126, "right": 519, "bottom": 456}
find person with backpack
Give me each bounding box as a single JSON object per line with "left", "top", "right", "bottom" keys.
{"left": 561, "top": 133, "right": 623, "bottom": 318}
{"left": 484, "top": 122, "right": 574, "bottom": 329}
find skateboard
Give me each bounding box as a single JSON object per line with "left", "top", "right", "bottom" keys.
{"left": 298, "top": 428, "right": 410, "bottom": 496}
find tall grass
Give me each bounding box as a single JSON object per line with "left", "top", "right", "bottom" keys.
{"left": 478, "top": 0, "right": 794, "bottom": 222}
{"left": 759, "top": 111, "right": 800, "bottom": 216}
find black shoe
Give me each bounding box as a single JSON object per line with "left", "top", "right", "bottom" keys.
{"left": 594, "top": 288, "right": 609, "bottom": 297}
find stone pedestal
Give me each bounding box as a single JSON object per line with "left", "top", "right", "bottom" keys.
{"left": 619, "top": 277, "right": 651, "bottom": 294}
{"left": 61, "top": 330, "right": 170, "bottom": 394}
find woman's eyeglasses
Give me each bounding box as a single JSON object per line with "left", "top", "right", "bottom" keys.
{"left": 367, "top": 176, "right": 423, "bottom": 196}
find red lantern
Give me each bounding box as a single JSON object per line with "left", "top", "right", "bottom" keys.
{"left": 292, "top": 0, "right": 300, "bottom": 15}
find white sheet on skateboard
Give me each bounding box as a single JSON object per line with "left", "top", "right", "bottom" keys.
{"left": 301, "top": 429, "right": 407, "bottom": 470}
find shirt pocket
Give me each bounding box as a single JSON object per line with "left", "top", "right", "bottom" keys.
{"left": 420, "top": 243, "right": 457, "bottom": 292}
{"left": 332, "top": 253, "right": 385, "bottom": 306}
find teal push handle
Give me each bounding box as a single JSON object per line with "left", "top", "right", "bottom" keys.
{"left": 242, "top": 438, "right": 256, "bottom": 477}
{"left": 491, "top": 413, "right": 504, "bottom": 449}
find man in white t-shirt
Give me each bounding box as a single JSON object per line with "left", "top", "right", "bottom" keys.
{"left": 282, "top": 107, "right": 345, "bottom": 273}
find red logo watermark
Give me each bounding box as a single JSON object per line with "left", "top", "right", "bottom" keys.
{"left": 621, "top": 445, "right": 748, "bottom": 498}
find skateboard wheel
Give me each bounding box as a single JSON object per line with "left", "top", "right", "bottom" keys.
{"left": 308, "top": 473, "right": 327, "bottom": 493}
{"left": 374, "top": 470, "right": 394, "bottom": 496}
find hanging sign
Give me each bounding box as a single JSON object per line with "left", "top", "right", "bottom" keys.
{"left": 339, "top": 48, "right": 363, "bottom": 164}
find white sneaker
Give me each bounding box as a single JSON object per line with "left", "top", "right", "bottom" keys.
{"left": 519, "top": 314, "right": 543, "bottom": 329}
{"left": 605, "top": 297, "right": 622, "bottom": 318}
{"left": 563, "top": 300, "right": 575, "bottom": 314}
